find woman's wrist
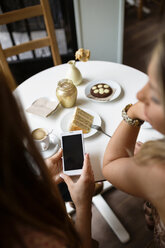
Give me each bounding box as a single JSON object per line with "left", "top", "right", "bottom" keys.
{"left": 76, "top": 203, "right": 92, "bottom": 213}
{"left": 127, "top": 104, "right": 138, "bottom": 119}
{"left": 76, "top": 208, "right": 92, "bottom": 222}
{"left": 122, "top": 104, "right": 144, "bottom": 127}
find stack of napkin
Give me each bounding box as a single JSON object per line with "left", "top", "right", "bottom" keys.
{"left": 26, "top": 97, "right": 59, "bottom": 117}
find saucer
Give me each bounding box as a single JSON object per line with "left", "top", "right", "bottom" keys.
{"left": 41, "top": 133, "right": 60, "bottom": 159}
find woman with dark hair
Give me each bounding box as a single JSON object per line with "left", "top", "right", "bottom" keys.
{"left": 103, "top": 34, "right": 165, "bottom": 247}
{"left": 0, "top": 71, "right": 94, "bottom": 248}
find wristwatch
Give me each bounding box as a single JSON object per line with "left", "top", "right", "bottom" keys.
{"left": 122, "top": 104, "right": 144, "bottom": 127}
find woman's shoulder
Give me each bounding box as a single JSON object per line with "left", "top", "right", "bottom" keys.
{"left": 148, "top": 162, "right": 165, "bottom": 188}
{"left": 142, "top": 161, "right": 165, "bottom": 199}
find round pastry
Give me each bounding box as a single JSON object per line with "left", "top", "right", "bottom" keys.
{"left": 90, "top": 83, "right": 112, "bottom": 98}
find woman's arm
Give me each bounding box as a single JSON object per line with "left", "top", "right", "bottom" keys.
{"left": 46, "top": 151, "right": 94, "bottom": 247}
{"left": 103, "top": 102, "right": 146, "bottom": 164}
{"left": 74, "top": 205, "right": 92, "bottom": 248}
{"left": 60, "top": 154, "right": 94, "bottom": 248}
{"left": 103, "top": 102, "right": 150, "bottom": 198}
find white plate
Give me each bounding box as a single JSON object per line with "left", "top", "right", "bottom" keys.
{"left": 60, "top": 107, "right": 101, "bottom": 138}
{"left": 41, "top": 133, "right": 60, "bottom": 159}
{"left": 85, "top": 80, "right": 121, "bottom": 102}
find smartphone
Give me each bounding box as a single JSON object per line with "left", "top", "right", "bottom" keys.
{"left": 61, "top": 130, "right": 84, "bottom": 176}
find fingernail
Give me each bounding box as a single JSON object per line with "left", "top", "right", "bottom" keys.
{"left": 60, "top": 173, "right": 64, "bottom": 178}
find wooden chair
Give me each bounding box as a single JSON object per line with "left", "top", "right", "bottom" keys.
{"left": 0, "top": 61, "right": 14, "bottom": 91}
{"left": 0, "top": 0, "right": 61, "bottom": 91}
{"left": 137, "top": 0, "right": 165, "bottom": 20}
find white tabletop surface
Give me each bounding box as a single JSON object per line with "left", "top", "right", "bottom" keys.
{"left": 14, "top": 61, "right": 163, "bottom": 181}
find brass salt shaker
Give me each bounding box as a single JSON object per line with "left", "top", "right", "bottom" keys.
{"left": 56, "top": 79, "right": 77, "bottom": 108}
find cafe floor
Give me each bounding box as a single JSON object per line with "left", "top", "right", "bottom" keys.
{"left": 71, "top": 187, "right": 153, "bottom": 248}
{"left": 91, "top": 189, "right": 153, "bottom": 247}
{"left": 123, "top": 0, "right": 165, "bottom": 73}
{"left": 71, "top": 2, "right": 165, "bottom": 248}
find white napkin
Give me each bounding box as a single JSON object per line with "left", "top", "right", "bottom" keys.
{"left": 26, "top": 97, "right": 59, "bottom": 117}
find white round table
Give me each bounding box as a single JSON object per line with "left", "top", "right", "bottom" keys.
{"left": 14, "top": 60, "right": 163, "bottom": 243}
{"left": 14, "top": 60, "right": 162, "bottom": 182}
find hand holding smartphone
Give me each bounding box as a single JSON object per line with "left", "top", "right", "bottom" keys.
{"left": 61, "top": 130, "right": 84, "bottom": 176}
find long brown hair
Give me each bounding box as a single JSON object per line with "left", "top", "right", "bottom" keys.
{"left": 135, "top": 33, "right": 165, "bottom": 165}
{"left": 0, "top": 72, "right": 81, "bottom": 247}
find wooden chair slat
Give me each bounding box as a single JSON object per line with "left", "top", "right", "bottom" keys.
{"left": 0, "top": 0, "right": 61, "bottom": 90}
{"left": 0, "top": 5, "right": 43, "bottom": 25}
{"left": 3, "top": 37, "right": 50, "bottom": 58}
{"left": 41, "top": 0, "right": 61, "bottom": 65}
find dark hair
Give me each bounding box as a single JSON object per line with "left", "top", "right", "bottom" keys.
{"left": 0, "top": 72, "right": 80, "bottom": 247}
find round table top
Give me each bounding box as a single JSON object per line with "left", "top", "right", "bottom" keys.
{"left": 14, "top": 61, "right": 163, "bottom": 181}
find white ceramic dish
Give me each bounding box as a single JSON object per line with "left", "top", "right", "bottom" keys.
{"left": 60, "top": 107, "right": 101, "bottom": 138}
{"left": 41, "top": 133, "right": 60, "bottom": 159}
{"left": 84, "top": 80, "right": 121, "bottom": 102}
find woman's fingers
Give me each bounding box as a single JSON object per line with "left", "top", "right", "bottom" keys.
{"left": 82, "top": 154, "right": 91, "bottom": 173}
{"left": 82, "top": 154, "right": 94, "bottom": 179}
{"left": 60, "top": 173, "right": 73, "bottom": 187}
{"left": 60, "top": 153, "right": 94, "bottom": 187}
{"left": 50, "top": 148, "right": 63, "bottom": 162}
{"left": 82, "top": 153, "right": 89, "bottom": 171}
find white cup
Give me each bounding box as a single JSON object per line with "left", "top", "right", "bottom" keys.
{"left": 32, "top": 128, "right": 51, "bottom": 152}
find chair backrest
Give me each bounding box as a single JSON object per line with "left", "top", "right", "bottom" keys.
{"left": 0, "top": 60, "right": 15, "bottom": 91}
{"left": 137, "top": 0, "right": 165, "bottom": 20}
{"left": 0, "top": 0, "right": 61, "bottom": 91}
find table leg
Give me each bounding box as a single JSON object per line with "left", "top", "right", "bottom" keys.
{"left": 92, "top": 194, "right": 130, "bottom": 243}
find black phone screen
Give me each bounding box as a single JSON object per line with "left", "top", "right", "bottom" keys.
{"left": 62, "top": 134, "right": 84, "bottom": 171}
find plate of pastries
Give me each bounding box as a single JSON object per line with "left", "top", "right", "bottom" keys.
{"left": 85, "top": 80, "right": 121, "bottom": 102}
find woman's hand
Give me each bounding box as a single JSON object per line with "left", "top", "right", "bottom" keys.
{"left": 127, "top": 101, "right": 147, "bottom": 121}
{"left": 45, "top": 148, "right": 63, "bottom": 184}
{"left": 61, "top": 154, "right": 94, "bottom": 248}
{"left": 60, "top": 154, "right": 95, "bottom": 210}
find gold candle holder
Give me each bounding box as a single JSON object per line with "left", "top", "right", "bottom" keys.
{"left": 56, "top": 79, "right": 77, "bottom": 108}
